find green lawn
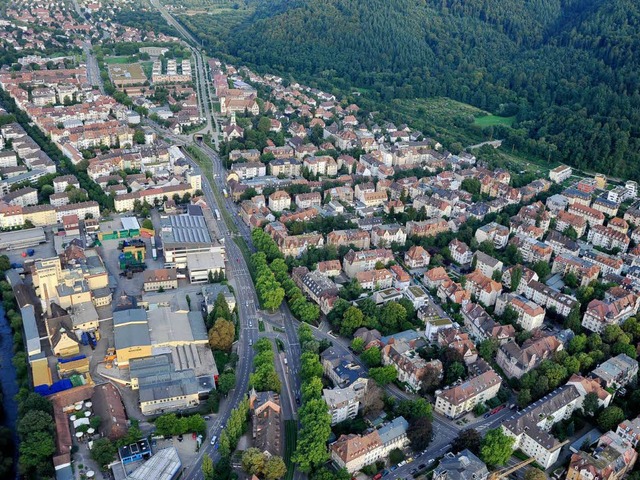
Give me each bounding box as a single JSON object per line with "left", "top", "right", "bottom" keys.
{"left": 473, "top": 114, "right": 516, "bottom": 127}
{"left": 105, "top": 56, "right": 134, "bottom": 64}
{"left": 283, "top": 420, "right": 298, "bottom": 480}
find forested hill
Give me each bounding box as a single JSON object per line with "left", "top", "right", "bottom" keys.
{"left": 196, "top": 0, "right": 640, "bottom": 179}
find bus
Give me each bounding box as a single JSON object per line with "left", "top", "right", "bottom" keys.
{"left": 214, "top": 209, "right": 221, "bottom": 221}
{"left": 223, "top": 188, "right": 228, "bottom": 198}
{"left": 152, "top": 248, "right": 157, "bottom": 261}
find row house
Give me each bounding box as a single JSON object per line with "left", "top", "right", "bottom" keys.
{"left": 475, "top": 222, "right": 510, "bottom": 249}
{"left": 404, "top": 245, "right": 430, "bottom": 269}
{"left": 495, "top": 293, "right": 545, "bottom": 331}
{"left": 327, "top": 230, "right": 371, "bottom": 250}
{"left": 568, "top": 203, "right": 605, "bottom": 227}
{"left": 462, "top": 303, "right": 515, "bottom": 344}
{"left": 371, "top": 224, "right": 407, "bottom": 247}
{"left": 588, "top": 224, "right": 630, "bottom": 252}
{"left": 343, "top": 248, "right": 393, "bottom": 277}
{"left": 556, "top": 210, "right": 587, "bottom": 238}
{"left": 295, "top": 192, "right": 322, "bottom": 209}
{"left": 449, "top": 239, "right": 473, "bottom": 265}
{"left": 435, "top": 361, "right": 501, "bottom": 419}
{"left": 269, "top": 157, "right": 301, "bottom": 177}
{"left": 552, "top": 254, "right": 600, "bottom": 287}
{"left": 406, "top": 219, "right": 449, "bottom": 238}
{"left": 582, "top": 293, "right": 640, "bottom": 334}
{"left": 382, "top": 339, "right": 442, "bottom": 392}
{"left": 496, "top": 334, "right": 563, "bottom": 379}
{"left": 356, "top": 268, "right": 393, "bottom": 290}
{"left": 464, "top": 270, "right": 502, "bottom": 307}
{"left": 518, "top": 280, "right": 578, "bottom": 317}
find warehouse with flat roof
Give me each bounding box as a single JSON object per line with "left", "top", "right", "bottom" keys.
{"left": 0, "top": 226, "right": 46, "bottom": 250}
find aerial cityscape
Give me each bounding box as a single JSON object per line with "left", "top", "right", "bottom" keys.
{"left": 1, "top": 1, "right": 640, "bottom": 480}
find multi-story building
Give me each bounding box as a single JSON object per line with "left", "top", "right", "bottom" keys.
{"left": 327, "top": 229, "right": 371, "bottom": 250}
{"left": 435, "top": 362, "right": 501, "bottom": 419}
{"left": 330, "top": 417, "right": 409, "bottom": 473}
{"left": 475, "top": 222, "right": 510, "bottom": 249}
{"left": 462, "top": 303, "right": 515, "bottom": 344}
{"left": 582, "top": 293, "right": 640, "bottom": 334}
{"left": 449, "top": 239, "right": 473, "bottom": 265}
{"left": 549, "top": 165, "right": 572, "bottom": 183}
{"left": 406, "top": 219, "right": 450, "bottom": 238}
{"left": 568, "top": 203, "right": 605, "bottom": 227}
{"left": 556, "top": 210, "right": 587, "bottom": 238}
{"left": 591, "top": 354, "right": 639, "bottom": 389}
{"left": 552, "top": 254, "right": 600, "bottom": 287}
{"left": 404, "top": 245, "right": 431, "bottom": 269}
{"left": 371, "top": 224, "right": 407, "bottom": 247}
{"left": 268, "top": 190, "right": 292, "bottom": 212}
{"left": 518, "top": 280, "right": 578, "bottom": 317}
{"left": 269, "top": 157, "right": 301, "bottom": 177}
{"left": 295, "top": 192, "right": 322, "bottom": 209}
{"left": 356, "top": 268, "right": 393, "bottom": 290}
{"left": 142, "top": 268, "right": 178, "bottom": 292}
{"left": 496, "top": 334, "right": 562, "bottom": 379}
{"left": 323, "top": 387, "right": 359, "bottom": 425}
{"left": 473, "top": 252, "right": 504, "bottom": 279}
{"left": 545, "top": 230, "right": 581, "bottom": 257}
{"left": 616, "top": 417, "right": 640, "bottom": 448}
{"left": 502, "top": 384, "right": 582, "bottom": 468}
{"left": 464, "top": 270, "right": 502, "bottom": 307}
{"left": 382, "top": 339, "right": 442, "bottom": 393}
{"left": 434, "top": 451, "right": 489, "bottom": 480}
{"left": 230, "top": 162, "right": 267, "bottom": 180}
{"left": 303, "top": 155, "right": 338, "bottom": 177}
{"left": 495, "top": 293, "right": 545, "bottom": 331}
{"left": 566, "top": 431, "right": 637, "bottom": 480}
{"left": 587, "top": 224, "right": 630, "bottom": 252}
{"left": 343, "top": 248, "right": 393, "bottom": 277}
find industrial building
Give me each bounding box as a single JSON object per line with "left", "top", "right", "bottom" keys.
{"left": 0, "top": 226, "right": 45, "bottom": 250}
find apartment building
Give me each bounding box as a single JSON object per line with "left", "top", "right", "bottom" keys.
{"left": 327, "top": 229, "right": 371, "bottom": 250}
{"left": 549, "top": 165, "right": 572, "bottom": 183}
{"left": 449, "top": 239, "right": 473, "bottom": 265}
{"left": 435, "top": 361, "right": 501, "bottom": 419}
{"left": 464, "top": 270, "right": 502, "bottom": 307}
{"left": 371, "top": 224, "right": 407, "bottom": 247}
{"left": 587, "top": 224, "right": 630, "bottom": 252}
{"left": 475, "top": 222, "right": 510, "bottom": 249}
{"left": 462, "top": 302, "right": 515, "bottom": 345}
{"left": 323, "top": 387, "right": 359, "bottom": 425}
{"left": 591, "top": 354, "right": 639, "bottom": 389}
{"left": 518, "top": 280, "right": 578, "bottom": 317}
{"left": 567, "top": 431, "right": 637, "bottom": 480}
{"left": 496, "top": 334, "right": 562, "bottom": 379}
{"left": 343, "top": 248, "right": 393, "bottom": 277}
{"left": 382, "top": 339, "right": 442, "bottom": 393}
{"left": 495, "top": 293, "right": 545, "bottom": 331}
{"left": 552, "top": 254, "right": 600, "bottom": 287}
{"left": 582, "top": 293, "right": 640, "bottom": 334}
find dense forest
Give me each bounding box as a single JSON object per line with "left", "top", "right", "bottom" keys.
{"left": 179, "top": 0, "right": 640, "bottom": 179}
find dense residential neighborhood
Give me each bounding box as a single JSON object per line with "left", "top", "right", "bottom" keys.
{"left": 0, "top": 2, "right": 640, "bottom": 480}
